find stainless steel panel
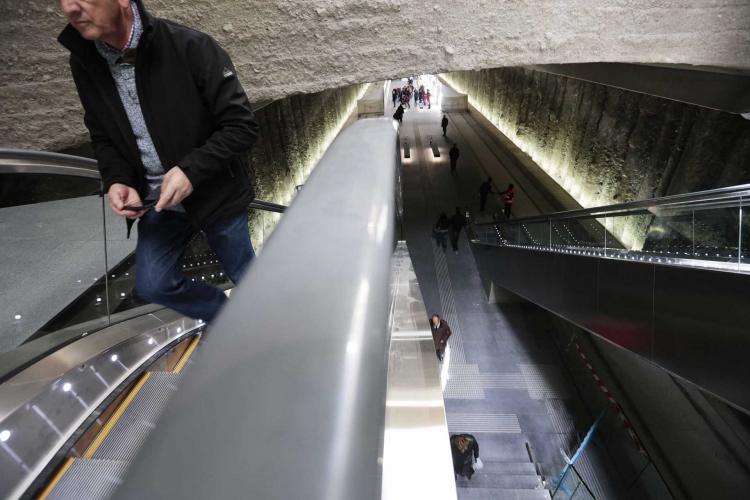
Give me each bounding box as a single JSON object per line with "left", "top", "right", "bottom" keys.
{"left": 382, "top": 243, "right": 456, "bottom": 500}
{"left": 0, "top": 315, "right": 201, "bottom": 500}
{"left": 114, "top": 118, "right": 399, "bottom": 500}
{"left": 653, "top": 266, "right": 750, "bottom": 408}
{"left": 597, "top": 259, "right": 654, "bottom": 358}
{"left": 471, "top": 242, "right": 750, "bottom": 412}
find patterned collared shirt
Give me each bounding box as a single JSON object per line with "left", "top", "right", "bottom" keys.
{"left": 95, "top": 2, "right": 180, "bottom": 209}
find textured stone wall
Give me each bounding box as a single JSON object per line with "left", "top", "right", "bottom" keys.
{"left": 442, "top": 68, "right": 750, "bottom": 248}
{"left": 2, "top": 0, "right": 750, "bottom": 150}
{"left": 247, "top": 82, "right": 367, "bottom": 248}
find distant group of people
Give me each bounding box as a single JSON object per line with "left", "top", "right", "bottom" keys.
{"left": 391, "top": 78, "right": 432, "bottom": 110}
{"left": 392, "top": 78, "right": 433, "bottom": 124}
{"left": 480, "top": 178, "right": 515, "bottom": 219}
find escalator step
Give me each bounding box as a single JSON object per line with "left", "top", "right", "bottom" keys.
{"left": 92, "top": 372, "right": 181, "bottom": 462}
{"left": 46, "top": 459, "right": 127, "bottom": 500}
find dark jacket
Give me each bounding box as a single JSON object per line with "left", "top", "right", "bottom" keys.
{"left": 58, "top": 0, "right": 259, "bottom": 229}
{"left": 450, "top": 434, "right": 480, "bottom": 477}
{"left": 441, "top": 116, "right": 449, "bottom": 128}
{"left": 450, "top": 213, "right": 465, "bottom": 236}
{"left": 449, "top": 146, "right": 460, "bottom": 161}
{"left": 479, "top": 181, "right": 493, "bottom": 197}
{"left": 431, "top": 318, "right": 452, "bottom": 353}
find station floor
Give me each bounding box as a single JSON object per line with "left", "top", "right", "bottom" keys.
{"left": 391, "top": 81, "right": 622, "bottom": 499}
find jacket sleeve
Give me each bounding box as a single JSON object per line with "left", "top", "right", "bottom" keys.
{"left": 178, "top": 34, "right": 259, "bottom": 188}
{"left": 71, "top": 58, "right": 138, "bottom": 192}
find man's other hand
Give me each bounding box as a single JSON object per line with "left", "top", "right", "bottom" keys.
{"left": 156, "top": 166, "right": 193, "bottom": 212}
{"left": 108, "top": 183, "right": 147, "bottom": 219}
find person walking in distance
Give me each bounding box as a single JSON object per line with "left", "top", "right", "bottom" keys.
{"left": 393, "top": 103, "right": 405, "bottom": 123}
{"left": 441, "top": 114, "right": 449, "bottom": 136}
{"left": 430, "top": 314, "right": 452, "bottom": 362}
{"left": 58, "top": 0, "right": 259, "bottom": 323}
{"left": 498, "top": 183, "right": 515, "bottom": 219}
{"left": 391, "top": 88, "right": 398, "bottom": 107}
{"left": 479, "top": 177, "right": 493, "bottom": 212}
{"left": 433, "top": 212, "right": 450, "bottom": 251}
{"left": 449, "top": 143, "right": 460, "bottom": 173}
{"left": 449, "top": 206, "right": 465, "bottom": 254}
{"left": 450, "top": 434, "right": 481, "bottom": 480}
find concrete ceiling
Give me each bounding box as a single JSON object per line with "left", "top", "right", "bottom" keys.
{"left": 2, "top": 0, "right": 750, "bottom": 150}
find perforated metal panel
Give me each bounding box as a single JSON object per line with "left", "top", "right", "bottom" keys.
{"left": 93, "top": 373, "right": 181, "bottom": 462}
{"left": 47, "top": 459, "right": 127, "bottom": 500}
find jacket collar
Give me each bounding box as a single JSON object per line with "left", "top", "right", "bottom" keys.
{"left": 58, "top": 0, "right": 155, "bottom": 58}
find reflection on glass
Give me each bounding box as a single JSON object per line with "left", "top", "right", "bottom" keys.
{"left": 0, "top": 173, "right": 107, "bottom": 353}
{"left": 551, "top": 218, "right": 605, "bottom": 252}
{"left": 519, "top": 221, "right": 550, "bottom": 248}
{"left": 691, "top": 205, "right": 740, "bottom": 264}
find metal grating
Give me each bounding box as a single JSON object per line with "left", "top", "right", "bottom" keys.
{"left": 93, "top": 372, "right": 180, "bottom": 462}
{"left": 47, "top": 459, "right": 127, "bottom": 500}
{"left": 448, "top": 413, "right": 521, "bottom": 433}
{"left": 519, "top": 364, "right": 573, "bottom": 400}
{"left": 545, "top": 399, "right": 576, "bottom": 436}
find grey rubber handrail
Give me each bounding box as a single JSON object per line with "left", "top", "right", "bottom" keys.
{"left": 474, "top": 183, "right": 750, "bottom": 225}
{"left": 113, "top": 117, "right": 399, "bottom": 500}
{"left": 0, "top": 148, "right": 287, "bottom": 212}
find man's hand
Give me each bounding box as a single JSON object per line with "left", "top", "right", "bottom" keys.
{"left": 156, "top": 166, "right": 193, "bottom": 212}
{"left": 108, "top": 183, "right": 147, "bottom": 219}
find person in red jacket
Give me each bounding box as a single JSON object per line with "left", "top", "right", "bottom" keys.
{"left": 498, "top": 183, "right": 515, "bottom": 219}
{"left": 431, "top": 314, "right": 452, "bottom": 362}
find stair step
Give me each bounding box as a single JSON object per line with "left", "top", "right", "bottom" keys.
{"left": 479, "top": 460, "right": 538, "bottom": 475}
{"left": 47, "top": 459, "right": 127, "bottom": 500}
{"left": 92, "top": 372, "right": 181, "bottom": 462}
{"left": 456, "top": 473, "right": 543, "bottom": 489}
{"left": 456, "top": 487, "right": 551, "bottom": 500}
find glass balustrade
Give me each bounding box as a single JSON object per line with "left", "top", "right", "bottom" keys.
{"left": 472, "top": 187, "right": 750, "bottom": 273}
{"left": 0, "top": 151, "right": 282, "bottom": 370}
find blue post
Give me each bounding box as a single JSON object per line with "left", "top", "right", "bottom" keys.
{"left": 551, "top": 409, "right": 606, "bottom": 498}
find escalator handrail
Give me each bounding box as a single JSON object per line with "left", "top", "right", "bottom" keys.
{"left": 0, "top": 148, "right": 287, "bottom": 212}
{"left": 474, "top": 182, "right": 750, "bottom": 225}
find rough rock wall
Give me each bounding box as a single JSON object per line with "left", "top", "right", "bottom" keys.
{"left": 2, "top": 0, "right": 750, "bottom": 150}
{"left": 442, "top": 68, "right": 750, "bottom": 248}
{"left": 247, "top": 82, "right": 367, "bottom": 248}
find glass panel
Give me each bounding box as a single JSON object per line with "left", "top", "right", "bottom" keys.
{"left": 519, "top": 221, "right": 550, "bottom": 249}
{"left": 639, "top": 206, "right": 694, "bottom": 263}
{"left": 740, "top": 197, "right": 748, "bottom": 270}
{"left": 692, "top": 204, "right": 739, "bottom": 265}
{"left": 551, "top": 217, "right": 605, "bottom": 254}
{"left": 0, "top": 173, "right": 107, "bottom": 353}
{"left": 495, "top": 222, "right": 518, "bottom": 245}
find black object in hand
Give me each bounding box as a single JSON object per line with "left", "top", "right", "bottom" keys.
{"left": 123, "top": 199, "right": 157, "bottom": 211}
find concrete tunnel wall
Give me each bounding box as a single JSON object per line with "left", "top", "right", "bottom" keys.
{"left": 2, "top": 0, "right": 750, "bottom": 151}
{"left": 441, "top": 68, "right": 750, "bottom": 249}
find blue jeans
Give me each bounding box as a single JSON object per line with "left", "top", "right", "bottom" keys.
{"left": 135, "top": 210, "right": 254, "bottom": 322}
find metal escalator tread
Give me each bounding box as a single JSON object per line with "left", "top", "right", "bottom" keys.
{"left": 92, "top": 372, "right": 181, "bottom": 462}
{"left": 45, "top": 459, "right": 128, "bottom": 500}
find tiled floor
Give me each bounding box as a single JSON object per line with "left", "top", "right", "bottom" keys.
{"left": 392, "top": 80, "right": 621, "bottom": 499}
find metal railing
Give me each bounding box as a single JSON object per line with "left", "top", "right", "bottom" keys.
{"left": 471, "top": 183, "right": 750, "bottom": 272}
